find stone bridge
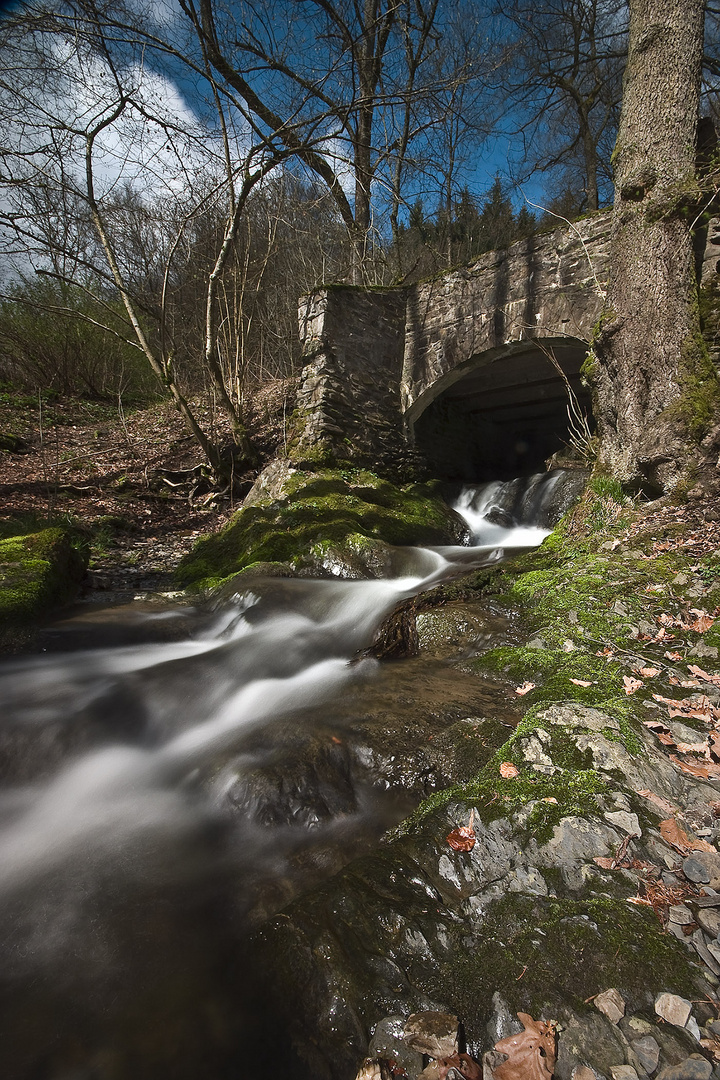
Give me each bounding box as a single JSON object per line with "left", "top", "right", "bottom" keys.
{"left": 292, "top": 211, "right": 720, "bottom": 480}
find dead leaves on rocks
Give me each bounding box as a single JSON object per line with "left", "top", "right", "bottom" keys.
{"left": 446, "top": 810, "right": 476, "bottom": 852}
{"left": 490, "top": 1014, "right": 556, "bottom": 1080}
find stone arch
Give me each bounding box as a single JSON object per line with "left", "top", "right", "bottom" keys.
{"left": 410, "top": 336, "right": 592, "bottom": 482}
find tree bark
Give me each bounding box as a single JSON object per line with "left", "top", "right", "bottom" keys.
{"left": 592, "top": 0, "right": 718, "bottom": 494}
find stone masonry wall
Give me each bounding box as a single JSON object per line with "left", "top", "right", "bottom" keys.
{"left": 401, "top": 212, "right": 612, "bottom": 421}
{"left": 293, "top": 286, "right": 408, "bottom": 470}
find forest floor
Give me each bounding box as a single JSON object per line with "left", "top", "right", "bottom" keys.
{"left": 0, "top": 382, "right": 293, "bottom": 597}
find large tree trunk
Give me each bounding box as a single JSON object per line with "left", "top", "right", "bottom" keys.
{"left": 592, "top": 0, "right": 717, "bottom": 495}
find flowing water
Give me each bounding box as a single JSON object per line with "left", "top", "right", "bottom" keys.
{"left": 0, "top": 474, "right": 572, "bottom": 1080}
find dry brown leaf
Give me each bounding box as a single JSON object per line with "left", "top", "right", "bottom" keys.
{"left": 633, "top": 666, "right": 661, "bottom": 678}
{"left": 447, "top": 809, "right": 476, "bottom": 852}
{"left": 670, "top": 755, "right": 720, "bottom": 780}
{"left": 659, "top": 818, "right": 717, "bottom": 855}
{"left": 596, "top": 646, "right": 615, "bottom": 659}
{"left": 653, "top": 693, "right": 717, "bottom": 722}
{"left": 665, "top": 651, "right": 683, "bottom": 661}
{"left": 437, "top": 1053, "right": 482, "bottom": 1080}
{"left": 658, "top": 613, "right": 678, "bottom": 627}
{"left": 494, "top": 1013, "right": 556, "bottom": 1080}
{"left": 542, "top": 797, "right": 559, "bottom": 804}
{"left": 680, "top": 679, "right": 703, "bottom": 689}
{"left": 500, "top": 761, "right": 520, "bottom": 779}
{"left": 593, "top": 856, "right": 617, "bottom": 869}
{"left": 689, "top": 664, "right": 720, "bottom": 686}
{"left": 515, "top": 681, "right": 535, "bottom": 696}
{"left": 636, "top": 789, "right": 680, "bottom": 816}
{"left": 623, "top": 675, "right": 643, "bottom": 695}
{"left": 669, "top": 676, "right": 681, "bottom": 685}
{"left": 675, "top": 742, "right": 708, "bottom": 755}
{"left": 689, "top": 610, "right": 715, "bottom": 633}
{"left": 570, "top": 678, "right": 593, "bottom": 687}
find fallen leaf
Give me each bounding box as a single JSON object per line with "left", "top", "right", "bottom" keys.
{"left": 690, "top": 609, "right": 715, "bottom": 633}
{"left": 626, "top": 895, "right": 654, "bottom": 907}
{"left": 680, "top": 679, "right": 703, "bottom": 689}
{"left": 659, "top": 818, "right": 716, "bottom": 855}
{"left": 658, "top": 613, "right": 677, "bottom": 626}
{"left": 652, "top": 693, "right": 717, "bottom": 722}
{"left": 593, "top": 856, "right": 617, "bottom": 869}
{"left": 596, "top": 646, "right": 615, "bottom": 659}
{"left": 689, "top": 665, "right": 720, "bottom": 686}
{"left": 675, "top": 741, "right": 708, "bottom": 754}
{"left": 515, "top": 681, "right": 535, "bottom": 696}
{"left": 570, "top": 678, "right": 593, "bottom": 687}
{"left": 665, "top": 651, "right": 683, "bottom": 661}
{"left": 541, "top": 797, "right": 559, "bottom": 804}
{"left": 636, "top": 789, "right": 680, "bottom": 816}
{"left": 494, "top": 1013, "right": 556, "bottom": 1080}
{"left": 437, "top": 1052, "right": 482, "bottom": 1080}
{"left": 670, "top": 755, "right": 720, "bottom": 780}
{"left": 447, "top": 809, "right": 477, "bottom": 852}
{"left": 633, "top": 666, "right": 661, "bottom": 678}
{"left": 623, "top": 675, "right": 643, "bottom": 695}
{"left": 500, "top": 761, "right": 520, "bottom": 779}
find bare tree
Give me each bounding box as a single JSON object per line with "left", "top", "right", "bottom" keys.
{"left": 492, "top": 0, "right": 628, "bottom": 213}
{"left": 0, "top": 0, "right": 309, "bottom": 478}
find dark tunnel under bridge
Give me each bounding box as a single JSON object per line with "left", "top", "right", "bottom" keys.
{"left": 410, "top": 340, "right": 592, "bottom": 482}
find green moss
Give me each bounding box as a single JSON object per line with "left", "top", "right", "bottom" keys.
{"left": 0, "top": 526, "right": 88, "bottom": 649}
{"left": 431, "top": 892, "right": 699, "bottom": 1031}
{"left": 176, "top": 469, "right": 462, "bottom": 590}
{"left": 396, "top": 764, "right": 608, "bottom": 841}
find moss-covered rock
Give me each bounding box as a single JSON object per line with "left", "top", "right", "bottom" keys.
{"left": 0, "top": 526, "right": 88, "bottom": 650}
{"left": 176, "top": 465, "right": 467, "bottom": 590}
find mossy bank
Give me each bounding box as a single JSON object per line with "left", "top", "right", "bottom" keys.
{"left": 176, "top": 463, "right": 466, "bottom": 590}
{"left": 0, "top": 522, "right": 88, "bottom": 651}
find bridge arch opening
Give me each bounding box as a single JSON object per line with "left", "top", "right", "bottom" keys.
{"left": 411, "top": 339, "right": 593, "bottom": 482}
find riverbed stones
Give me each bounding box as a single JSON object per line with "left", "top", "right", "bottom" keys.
{"left": 683, "top": 854, "right": 720, "bottom": 889}
{"left": 595, "top": 988, "right": 627, "bottom": 1025}
{"left": 631, "top": 1036, "right": 661, "bottom": 1074}
{"left": 655, "top": 995, "right": 693, "bottom": 1028}
{"left": 656, "top": 1058, "right": 713, "bottom": 1080}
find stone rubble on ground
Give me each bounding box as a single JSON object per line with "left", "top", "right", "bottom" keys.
{"left": 355, "top": 992, "right": 720, "bottom": 1080}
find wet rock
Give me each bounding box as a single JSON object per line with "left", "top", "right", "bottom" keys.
{"left": 486, "top": 992, "right": 523, "bottom": 1045}
{"left": 595, "top": 988, "right": 626, "bottom": 1025}
{"left": 403, "top": 1011, "right": 458, "bottom": 1059}
{"left": 572, "top": 1069, "right": 599, "bottom": 1080}
{"left": 631, "top": 1035, "right": 661, "bottom": 1075}
{"left": 369, "top": 1016, "right": 424, "bottom": 1076}
{"left": 656, "top": 1058, "right": 713, "bottom": 1080}
{"left": 655, "top": 994, "right": 693, "bottom": 1028}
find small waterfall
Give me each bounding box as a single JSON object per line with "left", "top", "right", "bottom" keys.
{"left": 454, "top": 467, "right": 589, "bottom": 540}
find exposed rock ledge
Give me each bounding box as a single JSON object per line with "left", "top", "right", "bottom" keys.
{"left": 252, "top": 703, "right": 720, "bottom": 1080}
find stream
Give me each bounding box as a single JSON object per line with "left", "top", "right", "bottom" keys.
{"left": 0, "top": 473, "right": 575, "bottom": 1080}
